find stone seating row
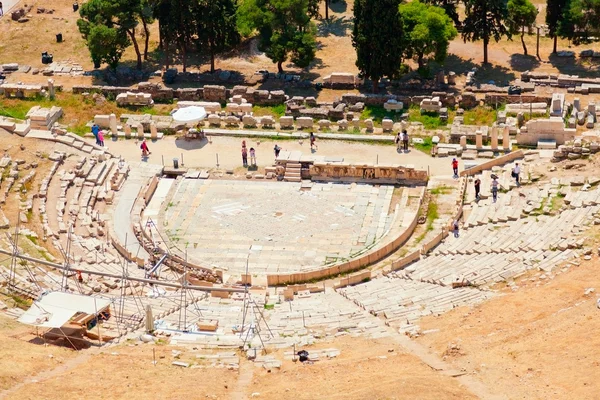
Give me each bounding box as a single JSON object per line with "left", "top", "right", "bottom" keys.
{"left": 442, "top": 206, "right": 593, "bottom": 256}
{"left": 402, "top": 249, "right": 577, "bottom": 287}
{"left": 337, "top": 276, "right": 492, "bottom": 326}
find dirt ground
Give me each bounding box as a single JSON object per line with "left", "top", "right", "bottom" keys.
{"left": 3, "top": 334, "right": 475, "bottom": 400}
{"left": 3, "top": 0, "right": 600, "bottom": 94}
{"left": 0, "top": 312, "right": 75, "bottom": 392}
{"left": 247, "top": 336, "right": 476, "bottom": 400}
{"left": 416, "top": 251, "right": 600, "bottom": 400}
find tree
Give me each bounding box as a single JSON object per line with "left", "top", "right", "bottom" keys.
{"left": 86, "top": 25, "right": 130, "bottom": 69}
{"left": 78, "top": 0, "right": 147, "bottom": 70}
{"left": 462, "top": 0, "right": 511, "bottom": 64}
{"left": 400, "top": 0, "right": 457, "bottom": 70}
{"left": 307, "top": 0, "right": 330, "bottom": 20}
{"left": 545, "top": 0, "right": 570, "bottom": 53}
{"left": 423, "top": 0, "right": 461, "bottom": 27}
{"left": 352, "top": 0, "right": 404, "bottom": 92}
{"left": 507, "top": 0, "right": 538, "bottom": 55}
{"left": 238, "top": 0, "right": 317, "bottom": 73}
{"left": 196, "top": 0, "right": 241, "bottom": 73}
{"left": 564, "top": 0, "right": 600, "bottom": 45}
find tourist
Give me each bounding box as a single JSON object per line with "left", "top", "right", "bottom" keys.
{"left": 491, "top": 176, "right": 499, "bottom": 203}
{"left": 249, "top": 147, "right": 256, "bottom": 166}
{"left": 310, "top": 132, "right": 317, "bottom": 150}
{"left": 0, "top": 2, "right": 3, "bottom": 16}
{"left": 453, "top": 219, "right": 460, "bottom": 238}
{"left": 140, "top": 138, "right": 150, "bottom": 157}
{"left": 512, "top": 163, "right": 520, "bottom": 186}
{"left": 395, "top": 132, "right": 402, "bottom": 151}
{"left": 474, "top": 178, "right": 481, "bottom": 200}
{"left": 274, "top": 144, "right": 281, "bottom": 158}
{"left": 451, "top": 158, "right": 459, "bottom": 178}
{"left": 91, "top": 124, "right": 100, "bottom": 145}
{"left": 241, "top": 146, "right": 248, "bottom": 167}
{"left": 402, "top": 129, "right": 409, "bottom": 151}
{"left": 98, "top": 130, "right": 105, "bottom": 147}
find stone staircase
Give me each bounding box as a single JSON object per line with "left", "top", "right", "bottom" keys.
{"left": 283, "top": 162, "right": 301, "bottom": 182}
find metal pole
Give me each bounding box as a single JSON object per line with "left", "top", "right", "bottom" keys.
{"left": 181, "top": 153, "right": 184, "bottom": 166}
{"left": 94, "top": 297, "right": 102, "bottom": 345}
{"left": 216, "top": 153, "right": 219, "bottom": 168}
{"left": 161, "top": 155, "right": 164, "bottom": 166}
{"left": 536, "top": 26, "right": 541, "bottom": 61}
{"left": 0, "top": 249, "right": 246, "bottom": 293}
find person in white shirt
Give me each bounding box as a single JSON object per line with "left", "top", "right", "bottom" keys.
{"left": 513, "top": 163, "right": 520, "bottom": 186}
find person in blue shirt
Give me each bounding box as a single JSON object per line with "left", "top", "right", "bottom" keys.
{"left": 91, "top": 124, "right": 100, "bottom": 145}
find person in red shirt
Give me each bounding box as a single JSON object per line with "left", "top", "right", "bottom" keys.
{"left": 140, "top": 139, "right": 150, "bottom": 157}
{"left": 452, "top": 158, "right": 459, "bottom": 177}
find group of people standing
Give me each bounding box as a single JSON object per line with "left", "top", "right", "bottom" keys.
{"left": 241, "top": 141, "right": 256, "bottom": 167}
{"left": 90, "top": 124, "right": 105, "bottom": 147}
{"left": 395, "top": 130, "right": 409, "bottom": 151}
{"left": 472, "top": 162, "right": 520, "bottom": 203}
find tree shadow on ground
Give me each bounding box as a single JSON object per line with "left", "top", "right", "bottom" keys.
{"left": 548, "top": 54, "right": 600, "bottom": 78}
{"left": 329, "top": 0, "right": 348, "bottom": 13}
{"left": 443, "top": 54, "right": 516, "bottom": 85}
{"left": 442, "top": 54, "right": 479, "bottom": 75}
{"left": 317, "top": 15, "right": 353, "bottom": 37}
{"left": 509, "top": 54, "right": 540, "bottom": 72}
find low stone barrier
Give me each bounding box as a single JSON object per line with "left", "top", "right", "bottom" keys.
{"left": 460, "top": 150, "right": 524, "bottom": 177}
{"left": 266, "top": 187, "right": 424, "bottom": 286}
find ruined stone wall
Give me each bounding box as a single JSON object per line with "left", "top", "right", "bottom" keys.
{"left": 309, "top": 163, "right": 429, "bottom": 185}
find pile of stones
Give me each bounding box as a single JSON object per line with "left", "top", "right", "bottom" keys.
{"left": 552, "top": 139, "right": 600, "bottom": 162}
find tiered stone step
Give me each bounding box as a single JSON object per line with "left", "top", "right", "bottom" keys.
{"left": 283, "top": 163, "right": 301, "bottom": 182}
{"left": 338, "top": 277, "right": 492, "bottom": 326}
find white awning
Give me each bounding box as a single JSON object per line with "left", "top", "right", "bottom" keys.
{"left": 18, "top": 292, "right": 111, "bottom": 329}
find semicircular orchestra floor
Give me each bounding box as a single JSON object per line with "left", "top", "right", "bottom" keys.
{"left": 156, "top": 179, "right": 397, "bottom": 276}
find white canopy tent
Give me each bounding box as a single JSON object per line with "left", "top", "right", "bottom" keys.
{"left": 19, "top": 291, "right": 111, "bottom": 329}
{"left": 171, "top": 106, "right": 207, "bottom": 124}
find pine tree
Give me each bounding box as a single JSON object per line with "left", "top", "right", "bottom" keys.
{"left": 462, "top": 0, "right": 511, "bottom": 64}
{"left": 196, "top": 0, "right": 240, "bottom": 73}
{"left": 545, "top": 0, "right": 569, "bottom": 53}
{"left": 352, "top": 0, "right": 404, "bottom": 92}
{"left": 237, "top": 0, "right": 317, "bottom": 73}
{"left": 507, "top": 0, "right": 538, "bottom": 55}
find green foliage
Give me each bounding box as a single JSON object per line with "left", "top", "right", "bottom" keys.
{"left": 86, "top": 24, "right": 129, "bottom": 69}
{"left": 252, "top": 104, "right": 287, "bottom": 117}
{"left": 196, "top": 0, "right": 241, "bottom": 73}
{"left": 423, "top": 0, "right": 461, "bottom": 26}
{"left": 507, "top": 0, "right": 538, "bottom": 55}
{"left": 360, "top": 105, "right": 392, "bottom": 123}
{"left": 463, "top": 106, "right": 497, "bottom": 125}
{"left": 563, "top": 0, "right": 600, "bottom": 45}
{"left": 412, "top": 135, "right": 433, "bottom": 154}
{"left": 462, "top": 0, "right": 511, "bottom": 64}
{"left": 78, "top": 0, "right": 147, "bottom": 69}
{"left": 400, "top": 0, "right": 457, "bottom": 70}
{"left": 237, "top": 0, "right": 317, "bottom": 73}
{"left": 407, "top": 106, "right": 447, "bottom": 129}
{"left": 352, "top": 0, "right": 404, "bottom": 92}
{"left": 0, "top": 103, "right": 30, "bottom": 120}
{"left": 545, "top": 0, "right": 570, "bottom": 52}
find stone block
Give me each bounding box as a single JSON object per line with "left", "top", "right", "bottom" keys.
{"left": 365, "top": 119, "right": 374, "bottom": 132}
{"left": 382, "top": 119, "right": 393, "bottom": 132}
{"left": 318, "top": 119, "right": 331, "bottom": 130}
{"left": 208, "top": 114, "right": 221, "bottom": 126}
{"left": 279, "top": 116, "right": 294, "bottom": 129}
{"left": 242, "top": 115, "right": 257, "bottom": 128}
{"left": 297, "top": 117, "right": 313, "bottom": 129}
{"left": 337, "top": 119, "right": 348, "bottom": 130}
{"left": 260, "top": 116, "right": 275, "bottom": 128}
